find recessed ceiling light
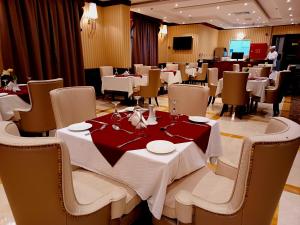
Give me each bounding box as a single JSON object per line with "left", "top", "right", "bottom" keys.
{"left": 179, "top": 11, "right": 182, "bottom": 14}
{"left": 252, "top": 10, "right": 256, "bottom": 14}
{"left": 227, "top": 13, "right": 231, "bottom": 16}
{"left": 175, "top": 3, "right": 178, "bottom": 7}
{"left": 291, "top": 22, "right": 294, "bottom": 24}
{"left": 291, "top": 18, "right": 294, "bottom": 21}
{"left": 286, "top": 0, "right": 291, "bottom": 2}
{"left": 244, "top": 2, "right": 248, "bottom": 6}
{"left": 216, "top": 6, "right": 220, "bottom": 10}
{"left": 288, "top": 7, "right": 292, "bottom": 11}
{"left": 289, "top": 14, "right": 293, "bottom": 17}
{"left": 188, "top": 14, "right": 192, "bottom": 17}
{"left": 182, "top": 22, "right": 185, "bottom": 24}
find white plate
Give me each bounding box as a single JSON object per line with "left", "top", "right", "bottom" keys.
{"left": 188, "top": 116, "right": 210, "bottom": 123}
{"left": 0, "top": 93, "right": 8, "bottom": 97}
{"left": 68, "top": 122, "right": 92, "bottom": 132}
{"left": 18, "top": 84, "right": 27, "bottom": 87}
{"left": 146, "top": 140, "right": 176, "bottom": 154}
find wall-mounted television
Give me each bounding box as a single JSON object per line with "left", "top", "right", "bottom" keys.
{"left": 229, "top": 40, "right": 251, "bottom": 56}
{"left": 173, "top": 36, "right": 193, "bottom": 50}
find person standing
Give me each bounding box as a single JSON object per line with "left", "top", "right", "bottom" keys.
{"left": 266, "top": 46, "right": 278, "bottom": 69}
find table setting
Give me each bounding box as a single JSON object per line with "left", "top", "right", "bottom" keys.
{"left": 56, "top": 103, "right": 222, "bottom": 219}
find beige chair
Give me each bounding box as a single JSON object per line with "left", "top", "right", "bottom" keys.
{"left": 153, "top": 116, "right": 300, "bottom": 225}
{"left": 134, "top": 64, "right": 143, "bottom": 74}
{"left": 207, "top": 68, "right": 219, "bottom": 105}
{"left": 220, "top": 72, "right": 249, "bottom": 118}
{"left": 50, "top": 86, "right": 96, "bottom": 129}
{"left": 100, "top": 66, "right": 113, "bottom": 77}
{"left": 137, "top": 66, "right": 151, "bottom": 76}
{"left": 188, "top": 62, "right": 198, "bottom": 68}
{"left": 260, "top": 66, "right": 272, "bottom": 77}
{"left": 166, "top": 63, "right": 179, "bottom": 71}
{"left": 15, "top": 78, "right": 63, "bottom": 135}
{"left": 168, "top": 84, "right": 209, "bottom": 116}
{"left": 233, "top": 64, "right": 240, "bottom": 72}
{"left": 178, "top": 63, "right": 190, "bottom": 84}
{"left": 0, "top": 121, "right": 142, "bottom": 225}
{"left": 135, "top": 69, "right": 161, "bottom": 106}
{"left": 193, "top": 63, "right": 208, "bottom": 85}
{"left": 264, "top": 71, "right": 290, "bottom": 116}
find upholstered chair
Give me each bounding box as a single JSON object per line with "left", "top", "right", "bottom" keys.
{"left": 168, "top": 84, "right": 209, "bottom": 116}
{"left": 233, "top": 64, "right": 240, "bottom": 72}
{"left": 193, "top": 63, "right": 208, "bottom": 85}
{"left": 0, "top": 121, "right": 142, "bottom": 225}
{"left": 179, "top": 63, "right": 190, "bottom": 84}
{"left": 188, "top": 62, "right": 198, "bottom": 68}
{"left": 50, "top": 86, "right": 96, "bottom": 129}
{"left": 15, "top": 78, "right": 63, "bottom": 135}
{"left": 220, "top": 72, "right": 249, "bottom": 118}
{"left": 207, "top": 68, "right": 219, "bottom": 106}
{"left": 100, "top": 66, "right": 113, "bottom": 77}
{"left": 134, "top": 64, "right": 143, "bottom": 74}
{"left": 153, "top": 117, "right": 300, "bottom": 225}
{"left": 137, "top": 66, "right": 151, "bottom": 76}
{"left": 260, "top": 66, "right": 272, "bottom": 77}
{"left": 135, "top": 69, "right": 161, "bottom": 106}
{"left": 166, "top": 63, "right": 179, "bottom": 71}
{"left": 264, "top": 71, "right": 290, "bottom": 116}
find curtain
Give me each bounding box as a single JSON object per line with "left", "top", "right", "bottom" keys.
{"left": 131, "top": 12, "right": 160, "bottom": 66}
{"left": 0, "top": 0, "right": 85, "bottom": 86}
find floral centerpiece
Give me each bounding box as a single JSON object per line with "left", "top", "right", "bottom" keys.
{"left": 1, "top": 68, "right": 17, "bottom": 87}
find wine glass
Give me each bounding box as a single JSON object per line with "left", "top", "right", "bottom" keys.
{"left": 114, "top": 68, "right": 118, "bottom": 75}
{"left": 170, "top": 99, "right": 179, "bottom": 122}
{"left": 111, "top": 101, "right": 122, "bottom": 124}
{"left": 133, "top": 96, "right": 142, "bottom": 110}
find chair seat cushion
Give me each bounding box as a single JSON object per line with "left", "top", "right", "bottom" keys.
{"left": 162, "top": 167, "right": 234, "bottom": 219}
{"left": 72, "top": 169, "right": 141, "bottom": 214}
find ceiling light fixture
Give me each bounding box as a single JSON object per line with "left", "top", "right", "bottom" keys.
{"left": 286, "top": 0, "right": 291, "bottom": 2}
{"left": 252, "top": 10, "right": 256, "bottom": 13}
{"left": 175, "top": 3, "right": 178, "bottom": 7}
{"left": 288, "top": 7, "right": 292, "bottom": 11}
{"left": 289, "top": 14, "right": 293, "bottom": 17}
{"left": 227, "top": 13, "right": 231, "bottom": 16}
{"left": 244, "top": 2, "right": 248, "bottom": 6}
{"left": 179, "top": 11, "right": 182, "bottom": 14}
{"left": 188, "top": 14, "right": 192, "bottom": 17}
{"left": 216, "top": 6, "right": 220, "bottom": 10}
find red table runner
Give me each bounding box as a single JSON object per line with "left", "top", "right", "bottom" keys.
{"left": 0, "top": 85, "right": 30, "bottom": 103}
{"left": 87, "top": 111, "right": 211, "bottom": 167}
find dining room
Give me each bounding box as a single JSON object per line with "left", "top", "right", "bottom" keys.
{"left": 0, "top": 1, "right": 300, "bottom": 225}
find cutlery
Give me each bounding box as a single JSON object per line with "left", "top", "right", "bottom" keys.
{"left": 112, "top": 124, "right": 133, "bottom": 134}
{"left": 160, "top": 125, "right": 193, "bottom": 141}
{"left": 89, "top": 119, "right": 108, "bottom": 126}
{"left": 85, "top": 127, "right": 104, "bottom": 136}
{"left": 117, "top": 136, "right": 144, "bottom": 148}
{"left": 182, "top": 121, "right": 208, "bottom": 126}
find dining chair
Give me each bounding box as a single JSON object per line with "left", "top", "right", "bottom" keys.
{"left": 220, "top": 72, "right": 249, "bottom": 119}
{"left": 100, "top": 66, "right": 113, "bottom": 77}
{"left": 178, "top": 63, "right": 190, "bottom": 84}
{"left": 168, "top": 84, "right": 209, "bottom": 116}
{"left": 166, "top": 63, "right": 179, "bottom": 71}
{"left": 233, "top": 64, "right": 240, "bottom": 72}
{"left": 15, "top": 78, "right": 63, "bottom": 135}
{"left": 264, "top": 71, "right": 290, "bottom": 116}
{"left": 153, "top": 116, "right": 300, "bottom": 225}
{"left": 135, "top": 69, "right": 161, "bottom": 106}
{"left": 134, "top": 64, "right": 143, "bottom": 74}
{"left": 207, "top": 68, "right": 219, "bottom": 106}
{"left": 50, "top": 86, "right": 96, "bottom": 129}
{"left": 260, "top": 66, "right": 272, "bottom": 77}
{"left": 188, "top": 62, "right": 198, "bottom": 68}
{"left": 193, "top": 63, "right": 208, "bottom": 85}
{"left": 0, "top": 121, "right": 142, "bottom": 225}
{"left": 137, "top": 66, "right": 151, "bottom": 76}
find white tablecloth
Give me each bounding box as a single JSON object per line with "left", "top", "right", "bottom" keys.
{"left": 0, "top": 95, "right": 30, "bottom": 121}
{"left": 102, "top": 75, "right": 148, "bottom": 97}
{"left": 56, "top": 120, "right": 222, "bottom": 219}
{"left": 160, "top": 71, "right": 182, "bottom": 85}
{"left": 216, "top": 78, "right": 269, "bottom": 102}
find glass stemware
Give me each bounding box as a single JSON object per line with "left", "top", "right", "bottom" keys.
{"left": 170, "top": 99, "right": 179, "bottom": 122}
{"left": 133, "top": 96, "right": 142, "bottom": 110}
{"left": 111, "top": 101, "right": 122, "bottom": 124}
{"left": 114, "top": 68, "right": 118, "bottom": 75}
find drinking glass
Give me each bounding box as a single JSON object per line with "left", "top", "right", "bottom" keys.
{"left": 114, "top": 68, "right": 118, "bottom": 75}
{"left": 111, "top": 101, "right": 122, "bottom": 124}
{"left": 133, "top": 96, "right": 142, "bottom": 110}
{"left": 170, "top": 99, "right": 179, "bottom": 122}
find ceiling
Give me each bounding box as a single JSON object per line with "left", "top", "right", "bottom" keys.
{"left": 130, "top": 0, "right": 300, "bottom": 29}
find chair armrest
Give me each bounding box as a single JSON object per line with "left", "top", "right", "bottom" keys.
{"left": 215, "top": 158, "right": 238, "bottom": 180}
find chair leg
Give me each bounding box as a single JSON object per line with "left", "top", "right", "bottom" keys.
{"left": 212, "top": 97, "right": 215, "bottom": 105}
{"left": 273, "top": 103, "right": 280, "bottom": 116}
{"left": 230, "top": 105, "right": 234, "bottom": 115}
{"left": 149, "top": 98, "right": 151, "bottom": 104}
{"left": 155, "top": 97, "right": 159, "bottom": 106}
{"left": 220, "top": 104, "right": 228, "bottom": 116}
{"left": 207, "top": 96, "right": 212, "bottom": 106}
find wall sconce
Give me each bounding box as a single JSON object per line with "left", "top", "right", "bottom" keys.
{"left": 84, "top": 2, "right": 98, "bottom": 37}
{"left": 159, "top": 25, "right": 168, "bottom": 38}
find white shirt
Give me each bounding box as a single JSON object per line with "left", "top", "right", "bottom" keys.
{"left": 266, "top": 51, "right": 278, "bottom": 67}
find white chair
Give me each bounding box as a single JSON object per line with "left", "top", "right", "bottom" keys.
{"left": 207, "top": 68, "right": 219, "bottom": 105}
{"left": 100, "top": 66, "right": 113, "bottom": 77}
{"left": 233, "top": 64, "right": 240, "bottom": 72}
{"left": 137, "top": 66, "right": 151, "bottom": 75}
{"left": 188, "top": 62, "right": 198, "bottom": 68}
{"left": 134, "top": 64, "right": 143, "bottom": 74}
{"left": 166, "top": 63, "right": 179, "bottom": 71}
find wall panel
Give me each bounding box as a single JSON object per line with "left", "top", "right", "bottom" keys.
{"left": 272, "top": 25, "right": 300, "bottom": 35}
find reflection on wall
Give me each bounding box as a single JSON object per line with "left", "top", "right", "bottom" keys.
{"left": 81, "top": 4, "right": 131, "bottom": 68}
{"left": 158, "top": 24, "right": 219, "bottom": 63}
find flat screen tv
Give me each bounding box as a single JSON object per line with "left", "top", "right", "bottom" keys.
{"left": 229, "top": 40, "right": 251, "bottom": 56}
{"left": 231, "top": 52, "right": 244, "bottom": 60}
{"left": 173, "top": 36, "right": 193, "bottom": 50}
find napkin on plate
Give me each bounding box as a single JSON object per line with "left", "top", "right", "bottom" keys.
{"left": 128, "top": 110, "right": 147, "bottom": 129}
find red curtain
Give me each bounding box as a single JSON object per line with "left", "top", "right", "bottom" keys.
{"left": 0, "top": 0, "right": 85, "bottom": 86}
{"left": 131, "top": 12, "right": 160, "bottom": 66}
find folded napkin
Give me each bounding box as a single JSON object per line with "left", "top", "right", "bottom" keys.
{"left": 6, "top": 81, "right": 20, "bottom": 92}
{"left": 123, "top": 71, "right": 130, "bottom": 75}
{"left": 128, "top": 110, "right": 147, "bottom": 129}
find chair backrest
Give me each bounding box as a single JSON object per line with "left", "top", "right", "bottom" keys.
{"left": 134, "top": 64, "right": 143, "bottom": 74}
{"left": 100, "top": 66, "right": 113, "bottom": 77}
{"left": 233, "top": 64, "right": 240, "bottom": 72}
{"left": 168, "top": 84, "right": 209, "bottom": 116}
{"left": 166, "top": 63, "right": 179, "bottom": 71}
{"left": 179, "top": 63, "right": 189, "bottom": 82}
{"left": 188, "top": 62, "right": 198, "bottom": 68}
{"left": 223, "top": 117, "right": 300, "bottom": 225}
{"left": 50, "top": 86, "right": 96, "bottom": 129}
{"left": 208, "top": 68, "right": 218, "bottom": 86}
{"left": 248, "top": 67, "right": 262, "bottom": 77}
{"left": 19, "top": 78, "right": 63, "bottom": 132}
{"left": 222, "top": 71, "right": 249, "bottom": 105}
{"left": 276, "top": 71, "right": 291, "bottom": 101}
{"left": 195, "top": 63, "right": 208, "bottom": 81}
{"left": 137, "top": 66, "right": 151, "bottom": 75}
{"left": 260, "top": 66, "right": 271, "bottom": 77}
{"left": 139, "top": 69, "right": 161, "bottom": 98}
{"left": 0, "top": 122, "right": 109, "bottom": 225}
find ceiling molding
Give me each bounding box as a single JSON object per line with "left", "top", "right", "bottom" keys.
{"left": 95, "top": 0, "right": 131, "bottom": 7}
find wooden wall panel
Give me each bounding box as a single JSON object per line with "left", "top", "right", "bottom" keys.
{"left": 158, "top": 24, "right": 218, "bottom": 63}
{"left": 272, "top": 25, "right": 300, "bottom": 35}
{"left": 81, "top": 4, "right": 131, "bottom": 68}
{"left": 0, "top": 41, "right": 3, "bottom": 72}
